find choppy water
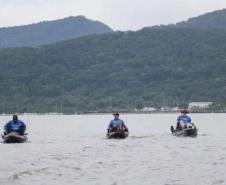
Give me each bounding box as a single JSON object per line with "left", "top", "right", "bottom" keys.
{"left": 0, "top": 113, "right": 226, "bottom": 185}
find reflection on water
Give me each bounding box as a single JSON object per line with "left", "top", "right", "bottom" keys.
{"left": 0, "top": 114, "right": 226, "bottom": 185}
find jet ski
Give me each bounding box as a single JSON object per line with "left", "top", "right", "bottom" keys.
{"left": 107, "top": 130, "right": 129, "bottom": 139}
{"left": 171, "top": 126, "right": 198, "bottom": 137}
{"left": 1, "top": 132, "right": 28, "bottom": 143}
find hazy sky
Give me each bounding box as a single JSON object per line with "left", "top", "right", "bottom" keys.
{"left": 0, "top": 0, "right": 226, "bottom": 30}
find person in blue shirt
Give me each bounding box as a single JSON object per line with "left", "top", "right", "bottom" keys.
{"left": 107, "top": 112, "right": 128, "bottom": 133}
{"left": 4, "top": 115, "right": 27, "bottom": 135}
{"left": 176, "top": 109, "right": 196, "bottom": 130}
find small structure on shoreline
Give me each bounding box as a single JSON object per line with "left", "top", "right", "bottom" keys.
{"left": 188, "top": 102, "right": 213, "bottom": 110}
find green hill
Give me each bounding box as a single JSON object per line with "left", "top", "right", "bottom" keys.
{"left": 0, "top": 16, "right": 113, "bottom": 48}
{"left": 1, "top": 26, "right": 226, "bottom": 113}
{"left": 176, "top": 9, "right": 226, "bottom": 30}
{"left": 1, "top": 9, "right": 226, "bottom": 113}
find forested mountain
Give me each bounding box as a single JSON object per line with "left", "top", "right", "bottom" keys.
{"left": 1, "top": 10, "right": 226, "bottom": 113}
{"left": 176, "top": 9, "right": 226, "bottom": 30}
{"left": 1, "top": 26, "right": 226, "bottom": 113}
{"left": 0, "top": 16, "right": 113, "bottom": 48}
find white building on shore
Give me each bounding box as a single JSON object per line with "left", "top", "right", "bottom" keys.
{"left": 140, "top": 107, "right": 156, "bottom": 112}
{"left": 188, "top": 102, "right": 213, "bottom": 110}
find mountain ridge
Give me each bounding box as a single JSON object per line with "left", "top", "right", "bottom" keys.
{"left": 1, "top": 27, "right": 226, "bottom": 113}
{"left": 1, "top": 9, "right": 226, "bottom": 112}
{"left": 0, "top": 16, "right": 113, "bottom": 48}
{"left": 175, "top": 9, "right": 226, "bottom": 30}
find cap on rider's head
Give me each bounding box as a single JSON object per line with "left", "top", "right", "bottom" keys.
{"left": 181, "top": 109, "right": 189, "bottom": 114}
{"left": 13, "top": 114, "right": 18, "bottom": 121}
{"left": 113, "top": 112, "right": 119, "bottom": 116}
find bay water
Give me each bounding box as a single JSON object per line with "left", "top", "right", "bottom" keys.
{"left": 0, "top": 113, "right": 226, "bottom": 185}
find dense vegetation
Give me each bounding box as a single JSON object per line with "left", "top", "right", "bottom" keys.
{"left": 176, "top": 9, "right": 226, "bottom": 30}
{"left": 1, "top": 9, "right": 226, "bottom": 113}
{"left": 0, "top": 16, "right": 113, "bottom": 48}
{"left": 1, "top": 27, "right": 226, "bottom": 113}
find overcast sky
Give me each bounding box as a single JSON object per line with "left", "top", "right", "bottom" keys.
{"left": 0, "top": 0, "right": 226, "bottom": 31}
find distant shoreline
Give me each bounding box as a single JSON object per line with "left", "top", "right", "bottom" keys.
{"left": 0, "top": 110, "right": 225, "bottom": 116}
